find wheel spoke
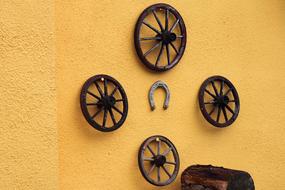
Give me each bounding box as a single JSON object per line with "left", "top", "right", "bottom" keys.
{"left": 115, "top": 99, "right": 123, "bottom": 102}
{"left": 157, "top": 140, "right": 161, "bottom": 155}
{"left": 222, "top": 106, "right": 228, "bottom": 121}
{"left": 144, "top": 42, "right": 161, "bottom": 57}
{"left": 87, "top": 91, "right": 100, "bottom": 100}
{"left": 102, "top": 108, "right": 108, "bottom": 128}
{"left": 165, "top": 161, "right": 176, "bottom": 165}
{"left": 224, "top": 88, "right": 232, "bottom": 96}
{"left": 155, "top": 44, "right": 164, "bottom": 67}
{"left": 170, "top": 42, "right": 178, "bottom": 54}
{"left": 104, "top": 79, "right": 108, "bottom": 96}
{"left": 220, "top": 80, "right": 224, "bottom": 96}
{"left": 204, "top": 101, "right": 215, "bottom": 105}
{"left": 112, "top": 105, "right": 123, "bottom": 115}
{"left": 162, "top": 147, "right": 172, "bottom": 156}
{"left": 147, "top": 164, "right": 156, "bottom": 176}
{"left": 152, "top": 10, "right": 164, "bottom": 31}
{"left": 225, "top": 105, "right": 235, "bottom": 114}
{"left": 91, "top": 108, "right": 102, "bottom": 119}
{"left": 166, "top": 44, "right": 170, "bottom": 65}
{"left": 140, "top": 36, "right": 161, "bottom": 41}
{"left": 110, "top": 86, "right": 118, "bottom": 97}
{"left": 208, "top": 106, "right": 216, "bottom": 116}
{"left": 94, "top": 81, "right": 104, "bottom": 97}
{"left": 165, "top": 9, "right": 169, "bottom": 31}
{"left": 86, "top": 102, "right": 99, "bottom": 106}
{"left": 216, "top": 106, "right": 221, "bottom": 122}
{"left": 147, "top": 145, "right": 155, "bottom": 156}
{"left": 205, "top": 89, "right": 216, "bottom": 98}
{"left": 162, "top": 166, "right": 171, "bottom": 178}
{"left": 143, "top": 157, "right": 154, "bottom": 161}
{"left": 177, "top": 35, "right": 184, "bottom": 38}
{"left": 211, "top": 81, "right": 219, "bottom": 96}
{"left": 228, "top": 100, "right": 236, "bottom": 103}
{"left": 169, "top": 19, "right": 180, "bottom": 32}
{"left": 109, "top": 108, "right": 116, "bottom": 125}
{"left": 157, "top": 167, "right": 161, "bottom": 182}
{"left": 142, "top": 21, "right": 161, "bottom": 34}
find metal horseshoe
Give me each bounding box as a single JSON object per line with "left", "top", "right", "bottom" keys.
{"left": 149, "top": 81, "right": 170, "bottom": 110}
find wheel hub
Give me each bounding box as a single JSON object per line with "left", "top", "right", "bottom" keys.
{"left": 215, "top": 95, "right": 229, "bottom": 107}
{"left": 97, "top": 96, "right": 116, "bottom": 109}
{"left": 152, "top": 155, "right": 166, "bottom": 167}
{"left": 158, "top": 32, "right": 177, "bottom": 44}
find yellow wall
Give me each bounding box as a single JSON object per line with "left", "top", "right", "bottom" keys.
{"left": 0, "top": 0, "right": 58, "bottom": 189}
{"left": 56, "top": 0, "right": 285, "bottom": 189}
{"left": 1, "top": 0, "right": 285, "bottom": 189}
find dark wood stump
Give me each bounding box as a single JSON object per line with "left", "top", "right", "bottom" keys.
{"left": 181, "top": 165, "right": 255, "bottom": 190}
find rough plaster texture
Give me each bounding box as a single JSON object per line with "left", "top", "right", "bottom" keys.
{"left": 0, "top": 0, "right": 58, "bottom": 189}
{"left": 1, "top": 0, "right": 285, "bottom": 189}
{"left": 56, "top": 0, "right": 285, "bottom": 189}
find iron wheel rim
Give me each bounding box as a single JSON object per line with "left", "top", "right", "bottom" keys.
{"left": 134, "top": 3, "right": 187, "bottom": 72}
{"left": 198, "top": 76, "right": 240, "bottom": 128}
{"left": 138, "top": 135, "right": 180, "bottom": 186}
{"left": 80, "top": 74, "right": 128, "bottom": 132}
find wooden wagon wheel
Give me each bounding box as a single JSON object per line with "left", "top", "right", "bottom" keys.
{"left": 134, "top": 3, "right": 187, "bottom": 72}
{"left": 80, "top": 74, "right": 128, "bottom": 132}
{"left": 198, "top": 76, "right": 240, "bottom": 128}
{"left": 138, "top": 135, "right": 180, "bottom": 186}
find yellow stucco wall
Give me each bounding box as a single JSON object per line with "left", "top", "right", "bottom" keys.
{"left": 1, "top": 0, "right": 285, "bottom": 189}
{"left": 0, "top": 0, "right": 58, "bottom": 189}
{"left": 56, "top": 0, "right": 285, "bottom": 189}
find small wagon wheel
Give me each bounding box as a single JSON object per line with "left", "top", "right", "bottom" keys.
{"left": 198, "top": 76, "right": 240, "bottom": 128}
{"left": 138, "top": 135, "right": 180, "bottom": 186}
{"left": 134, "top": 3, "right": 187, "bottom": 72}
{"left": 80, "top": 74, "right": 128, "bottom": 132}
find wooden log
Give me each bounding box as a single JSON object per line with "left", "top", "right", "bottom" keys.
{"left": 181, "top": 165, "right": 255, "bottom": 190}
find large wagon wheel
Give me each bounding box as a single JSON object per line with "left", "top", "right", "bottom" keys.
{"left": 134, "top": 3, "right": 187, "bottom": 72}
{"left": 138, "top": 135, "right": 180, "bottom": 186}
{"left": 80, "top": 74, "right": 128, "bottom": 132}
{"left": 198, "top": 76, "right": 240, "bottom": 128}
